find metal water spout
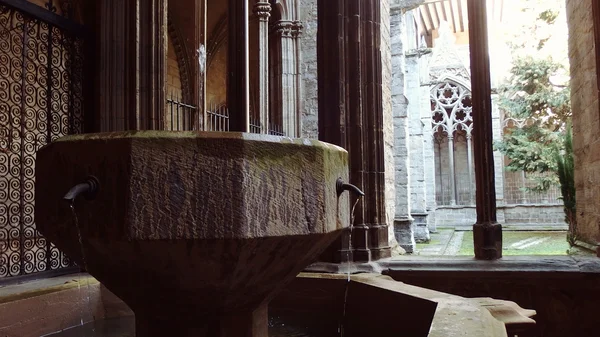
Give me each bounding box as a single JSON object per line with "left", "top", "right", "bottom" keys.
{"left": 63, "top": 176, "right": 100, "bottom": 202}
{"left": 336, "top": 178, "right": 364, "bottom": 198}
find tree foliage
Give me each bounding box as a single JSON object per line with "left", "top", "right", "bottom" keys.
{"left": 554, "top": 124, "right": 577, "bottom": 245}
{"left": 495, "top": 56, "right": 570, "bottom": 192}
{"left": 494, "top": 1, "right": 575, "bottom": 244}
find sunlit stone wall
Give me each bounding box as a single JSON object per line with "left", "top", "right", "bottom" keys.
{"left": 566, "top": 0, "right": 600, "bottom": 250}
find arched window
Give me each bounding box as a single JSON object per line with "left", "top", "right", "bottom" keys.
{"left": 431, "top": 80, "right": 475, "bottom": 206}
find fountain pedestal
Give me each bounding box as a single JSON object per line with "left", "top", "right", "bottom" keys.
{"left": 135, "top": 304, "right": 268, "bottom": 337}
{"left": 35, "top": 131, "right": 350, "bottom": 337}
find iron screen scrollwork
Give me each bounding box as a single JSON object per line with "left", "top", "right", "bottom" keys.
{"left": 0, "top": 2, "right": 85, "bottom": 279}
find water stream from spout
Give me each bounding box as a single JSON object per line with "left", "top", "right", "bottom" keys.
{"left": 346, "top": 198, "right": 360, "bottom": 281}
{"left": 339, "top": 197, "right": 361, "bottom": 336}
{"left": 69, "top": 203, "right": 95, "bottom": 334}
{"left": 70, "top": 203, "right": 88, "bottom": 272}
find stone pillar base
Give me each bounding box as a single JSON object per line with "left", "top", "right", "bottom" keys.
{"left": 135, "top": 304, "right": 268, "bottom": 337}
{"left": 473, "top": 222, "right": 503, "bottom": 260}
{"left": 394, "top": 219, "right": 416, "bottom": 253}
{"left": 412, "top": 213, "right": 431, "bottom": 243}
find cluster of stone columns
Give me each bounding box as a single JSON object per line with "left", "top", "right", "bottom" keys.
{"left": 254, "top": 2, "right": 271, "bottom": 133}
{"left": 272, "top": 20, "right": 303, "bottom": 137}
{"left": 229, "top": 0, "right": 302, "bottom": 136}
{"left": 317, "top": 0, "right": 391, "bottom": 263}
{"left": 95, "top": 0, "right": 208, "bottom": 132}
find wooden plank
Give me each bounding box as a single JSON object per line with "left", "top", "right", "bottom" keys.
{"left": 460, "top": 0, "right": 469, "bottom": 39}
{"left": 421, "top": 5, "right": 433, "bottom": 32}
{"left": 0, "top": 0, "right": 88, "bottom": 37}
{"left": 415, "top": 8, "right": 426, "bottom": 38}
{"left": 436, "top": 1, "right": 447, "bottom": 24}
{"left": 432, "top": 2, "right": 442, "bottom": 27}
{"left": 443, "top": 0, "right": 455, "bottom": 32}
{"left": 451, "top": 0, "right": 462, "bottom": 32}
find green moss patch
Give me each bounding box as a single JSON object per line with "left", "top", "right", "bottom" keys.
{"left": 457, "top": 231, "right": 570, "bottom": 256}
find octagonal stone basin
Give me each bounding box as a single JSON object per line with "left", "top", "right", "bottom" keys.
{"left": 35, "top": 131, "right": 350, "bottom": 337}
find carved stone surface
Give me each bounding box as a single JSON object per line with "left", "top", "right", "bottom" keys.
{"left": 35, "top": 131, "right": 349, "bottom": 337}
{"left": 253, "top": 2, "right": 271, "bottom": 21}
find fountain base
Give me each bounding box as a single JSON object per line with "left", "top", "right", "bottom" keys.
{"left": 135, "top": 304, "right": 268, "bottom": 337}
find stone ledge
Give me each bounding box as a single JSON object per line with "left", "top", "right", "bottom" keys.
{"left": 308, "top": 255, "right": 600, "bottom": 275}
{"left": 384, "top": 255, "right": 600, "bottom": 274}
{"left": 0, "top": 273, "right": 96, "bottom": 305}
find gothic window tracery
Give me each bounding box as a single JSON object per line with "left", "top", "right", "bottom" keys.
{"left": 431, "top": 80, "right": 475, "bottom": 206}
{"left": 431, "top": 81, "right": 473, "bottom": 138}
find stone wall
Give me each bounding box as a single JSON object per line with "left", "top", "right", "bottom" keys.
{"left": 503, "top": 205, "right": 567, "bottom": 227}
{"left": 566, "top": 0, "right": 600, "bottom": 249}
{"left": 391, "top": 8, "right": 414, "bottom": 251}
{"left": 299, "top": 0, "right": 318, "bottom": 139}
{"left": 434, "top": 205, "right": 566, "bottom": 228}
{"left": 381, "top": 0, "right": 396, "bottom": 245}
{"left": 166, "top": 37, "right": 182, "bottom": 99}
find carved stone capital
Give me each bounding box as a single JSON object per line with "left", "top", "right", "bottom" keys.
{"left": 274, "top": 20, "right": 293, "bottom": 37}
{"left": 291, "top": 20, "right": 304, "bottom": 38}
{"left": 253, "top": 2, "right": 271, "bottom": 21}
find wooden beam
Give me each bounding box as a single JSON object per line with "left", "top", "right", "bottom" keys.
{"left": 0, "top": 0, "right": 88, "bottom": 37}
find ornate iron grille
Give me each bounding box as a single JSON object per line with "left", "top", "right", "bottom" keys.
{"left": 0, "top": 0, "right": 86, "bottom": 280}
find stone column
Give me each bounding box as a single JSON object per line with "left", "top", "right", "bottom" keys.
{"left": 96, "top": 0, "right": 135, "bottom": 131}
{"left": 467, "top": 134, "right": 474, "bottom": 204}
{"left": 290, "top": 21, "right": 303, "bottom": 136}
{"left": 317, "top": 0, "right": 391, "bottom": 263}
{"left": 391, "top": 7, "right": 415, "bottom": 253}
{"left": 447, "top": 134, "right": 457, "bottom": 205}
{"left": 138, "top": 0, "right": 167, "bottom": 130}
{"left": 95, "top": 0, "right": 167, "bottom": 131}
{"left": 254, "top": 2, "right": 271, "bottom": 133}
{"left": 404, "top": 51, "right": 431, "bottom": 243}
{"left": 316, "top": 0, "right": 351, "bottom": 263}
{"left": 196, "top": 0, "right": 207, "bottom": 130}
{"left": 274, "top": 21, "right": 295, "bottom": 136}
{"left": 421, "top": 55, "right": 437, "bottom": 234}
{"left": 492, "top": 95, "right": 506, "bottom": 223}
{"left": 364, "top": 0, "right": 391, "bottom": 262}
{"left": 228, "top": 0, "right": 250, "bottom": 132}
{"left": 467, "top": 0, "right": 502, "bottom": 260}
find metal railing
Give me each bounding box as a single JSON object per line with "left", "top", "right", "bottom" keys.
{"left": 167, "top": 95, "right": 196, "bottom": 131}
{"left": 206, "top": 103, "right": 230, "bottom": 131}
{"left": 206, "top": 103, "right": 285, "bottom": 136}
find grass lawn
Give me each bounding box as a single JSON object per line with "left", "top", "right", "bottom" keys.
{"left": 457, "top": 231, "right": 570, "bottom": 256}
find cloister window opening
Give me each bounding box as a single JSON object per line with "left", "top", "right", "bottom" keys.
{"left": 406, "top": 0, "right": 574, "bottom": 258}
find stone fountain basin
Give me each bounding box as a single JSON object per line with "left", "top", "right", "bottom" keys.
{"left": 35, "top": 131, "right": 349, "bottom": 327}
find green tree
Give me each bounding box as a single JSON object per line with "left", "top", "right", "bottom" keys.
{"left": 554, "top": 124, "right": 576, "bottom": 245}
{"left": 495, "top": 56, "right": 571, "bottom": 188}
{"left": 496, "top": 55, "right": 576, "bottom": 244}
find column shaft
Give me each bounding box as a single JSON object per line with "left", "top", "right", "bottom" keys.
{"left": 467, "top": 0, "right": 502, "bottom": 260}
{"left": 254, "top": 2, "right": 271, "bottom": 134}
{"left": 228, "top": 0, "right": 250, "bottom": 132}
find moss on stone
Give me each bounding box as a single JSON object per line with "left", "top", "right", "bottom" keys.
{"left": 0, "top": 277, "right": 99, "bottom": 305}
